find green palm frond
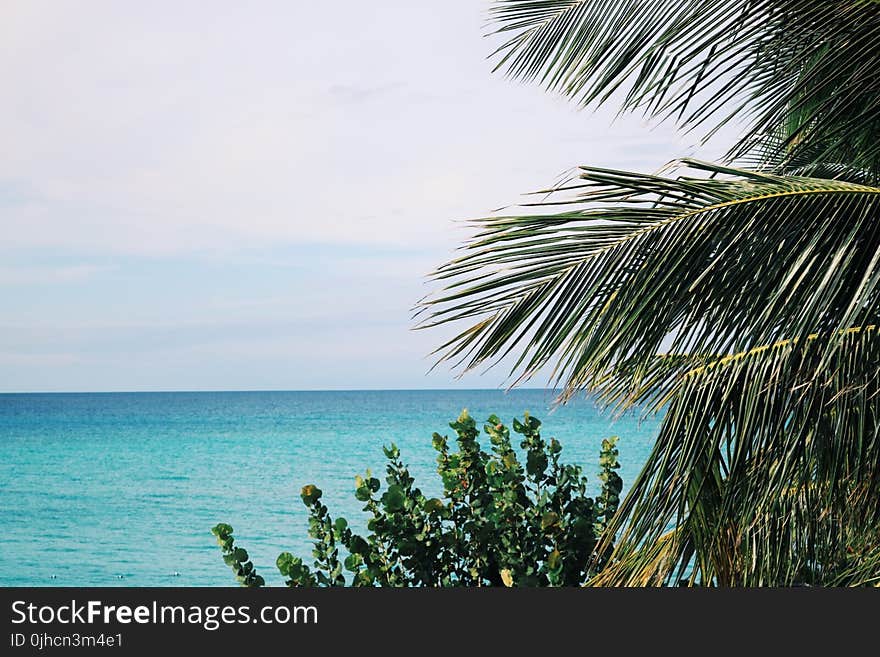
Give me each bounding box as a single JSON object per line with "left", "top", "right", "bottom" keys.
{"left": 601, "top": 326, "right": 880, "bottom": 586}
{"left": 419, "top": 0, "right": 880, "bottom": 586}
{"left": 488, "top": 0, "right": 880, "bottom": 173}
{"left": 418, "top": 160, "right": 880, "bottom": 405}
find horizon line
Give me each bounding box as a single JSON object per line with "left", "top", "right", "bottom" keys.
{"left": 0, "top": 386, "right": 562, "bottom": 395}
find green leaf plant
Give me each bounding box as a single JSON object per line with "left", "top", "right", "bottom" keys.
{"left": 213, "top": 411, "right": 622, "bottom": 587}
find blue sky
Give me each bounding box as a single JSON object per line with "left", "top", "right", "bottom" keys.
{"left": 2, "top": 1, "right": 736, "bottom": 392}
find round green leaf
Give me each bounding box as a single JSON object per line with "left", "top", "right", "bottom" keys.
{"left": 382, "top": 485, "right": 406, "bottom": 512}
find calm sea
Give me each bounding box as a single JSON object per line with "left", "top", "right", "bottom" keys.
{"left": 0, "top": 390, "right": 661, "bottom": 587}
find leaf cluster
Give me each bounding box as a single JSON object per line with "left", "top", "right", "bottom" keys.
{"left": 214, "top": 411, "right": 623, "bottom": 587}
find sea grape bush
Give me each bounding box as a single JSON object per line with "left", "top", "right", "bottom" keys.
{"left": 212, "top": 522, "right": 265, "bottom": 587}
{"left": 212, "top": 409, "right": 623, "bottom": 587}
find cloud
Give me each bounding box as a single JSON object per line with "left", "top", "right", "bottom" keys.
{"left": 0, "top": 264, "right": 115, "bottom": 286}
{"left": 326, "top": 82, "right": 407, "bottom": 105}
{"left": 0, "top": 2, "right": 746, "bottom": 391}
{"left": 0, "top": 1, "right": 738, "bottom": 258}
{"left": 0, "top": 352, "right": 80, "bottom": 367}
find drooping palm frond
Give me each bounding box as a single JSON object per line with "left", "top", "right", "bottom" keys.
{"left": 740, "top": 105, "right": 880, "bottom": 185}
{"left": 418, "top": 160, "right": 880, "bottom": 406}
{"left": 421, "top": 157, "right": 880, "bottom": 585}
{"left": 488, "top": 0, "right": 880, "bottom": 173}
{"left": 417, "top": 0, "right": 880, "bottom": 586}
{"left": 586, "top": 528, "right": 686, "bottom": 587}
{"left": 598, "top": 326, "right": 880, "bottom": 586}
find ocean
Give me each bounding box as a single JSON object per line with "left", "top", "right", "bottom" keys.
{"left": 0, "top": 389, "right": 661, "bottom": 587}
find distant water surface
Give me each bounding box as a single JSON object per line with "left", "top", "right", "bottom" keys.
{"left": 0, "top": 390, "right": 661, "bottom": 586}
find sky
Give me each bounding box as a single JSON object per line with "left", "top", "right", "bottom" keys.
{"left": 1, "top": 1, "right": 736, "bottom": 392}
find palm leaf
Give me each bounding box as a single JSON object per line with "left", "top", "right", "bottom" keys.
{"left": 488, "top": 0, "right": 880, "bottom": 174}
{"left": 601, "top": 326, "right": 880, "bottom": 586}
{"left": 418, "top": 160, "right": 880, "bottom": 406}
{"left": 586, "top": 528, "right": 689, "bottom": 587}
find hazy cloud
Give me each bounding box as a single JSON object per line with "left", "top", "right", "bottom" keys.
{"left": 0, "top": 1, "right": 739, "bottom": 391}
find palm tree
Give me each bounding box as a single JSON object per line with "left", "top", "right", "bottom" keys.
{"left": 419, "top": 0, "right": 880, "bottom": 585}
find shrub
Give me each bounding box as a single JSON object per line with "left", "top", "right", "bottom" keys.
{"left": 212, "top": 409, "right": 623, "bottom": 586}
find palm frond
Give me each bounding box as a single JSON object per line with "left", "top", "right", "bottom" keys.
{"left": 488, "top": 0, "right": 880, "bottom": 174}
{"left": 601, "top": 326, "right": 880, "bottom": 586}
{"left": 418, "top": 160, "right": 880, "bottom": 405}
{"left": 586, "top": 528, "right": 688, "bottom": 587}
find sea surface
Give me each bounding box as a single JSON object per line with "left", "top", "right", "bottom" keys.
{"left": 0, "top": 390, "right": 662, "bottom": 587}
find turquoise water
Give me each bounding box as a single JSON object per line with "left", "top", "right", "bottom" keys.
{"left": 0, "top": 390, "right": 661, "bottom": 587}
